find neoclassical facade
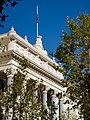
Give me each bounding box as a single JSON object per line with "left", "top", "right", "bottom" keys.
{"left": 0, "top": 27, "right": 78, "bottom": 120}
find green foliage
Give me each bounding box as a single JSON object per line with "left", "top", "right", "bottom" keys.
{"left": 61, "top": 113, "right": 77, "bottom": 120}
{"left": 0, "top": 58, "right": 58, "bottom": 119}
{"left": 54, "top": 14, "right": 90, "bottom": 120}
{"left": 0, "top": 0, "right": 21, "bottom": 28}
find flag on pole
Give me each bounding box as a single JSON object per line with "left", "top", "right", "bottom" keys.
{"left": 36, "top": 5, "right": 38, "bottom": 23}
{"left": 36, "top": 5, "right": 38, "bottom": 37}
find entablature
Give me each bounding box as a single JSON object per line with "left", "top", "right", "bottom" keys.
{"left": 0, "top": 28, "right": 59, "bottom": 67}
{"left": 0, "top": 50, "right": 63, "bottom": 87}
{"left": 0, "top": 28, "right": 63, "bottom": 86}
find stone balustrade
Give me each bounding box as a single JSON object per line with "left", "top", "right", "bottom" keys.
{"left": 7, "top": 41, "right": 63, "bottom": 79}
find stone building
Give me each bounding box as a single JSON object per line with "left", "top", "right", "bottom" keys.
{"left": 0, "top": 27, "right": 78, "bottom": 120}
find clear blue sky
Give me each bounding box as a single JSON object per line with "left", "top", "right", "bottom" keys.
{"left": 0, "top": 0, "right": 90, "bottom": 54}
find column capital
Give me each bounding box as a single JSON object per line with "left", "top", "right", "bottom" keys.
{"left": 45, "top": 86, "right": 50, "bottom": 91}
{"left": 7, "top": 74, "right": 13, "bottom": 86}
{"left": 7, "top": 74, "right": 13, "bottom": 78}
{"left": 51, "top": 94, "right": 56, "bottom": 97}
{"left": 6, "top": 68, "right": 15, "bottom": 76}
{"left": 43, "top": 90, "right": 47, "bottom": 93}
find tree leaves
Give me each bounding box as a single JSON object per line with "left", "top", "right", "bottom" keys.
{"left": 54, "top": 14, "right": 90, "bottom": 119}
{"left": 0, "top": 58, "right": 57, "bottom": 119}
{"left": 11, "top": 1, "right": 19, "bottom": 7}
{"left": 0, "top": 0, "right": 21, "bottom": 28}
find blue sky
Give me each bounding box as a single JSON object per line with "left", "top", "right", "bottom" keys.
{"left": 0, "top": 0, "right": 90, "bottom": 55}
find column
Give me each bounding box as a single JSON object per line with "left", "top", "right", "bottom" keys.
{"left": 32, "top": 90, "right": 38, "bottom": 120}
{"left": 21, "top": 80, "right": 27, "bottom": 119}
{"left": 56, "top": 92, "right": 63, "bottom": 119}
{"left": 7, "top": 74, "right": 13, "bottom": 91}
{"left": 7, "top": 74, "right": 13, "bottom": 120}
{"left": 56, "top": 97, "right": 59, "bottom": 120}
{"left": 42, "top": 90, "right": 47, "bottom": 109}
{"left": 60, "top": 99, "right": 64, "bottom": 114}
{"left": 51, "top": 94, "right": 59, "bottom": 120}
{"left": 22, "top": 80, "right": 26, "bottom": 95}
{"left": 33, "top": 90, "right": 38, "bottom": 104}
{"left": 42, "top": 90, "right": 48, "bottom": 119}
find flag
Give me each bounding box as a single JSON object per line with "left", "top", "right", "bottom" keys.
{"left": 36, "top": 5, "right": 38, "bottom": 23}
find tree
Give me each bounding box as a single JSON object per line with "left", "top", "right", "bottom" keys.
{"left": 0, "top": 57, "right": 57, "bottom": 120}
{"left": 0, "top": 0, "right": 21, "bottom": 28}
{"left": 54, "top": 14, "right": 90, "bottom": 120}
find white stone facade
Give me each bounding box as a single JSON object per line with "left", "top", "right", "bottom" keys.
{"left": 0, "top": 27, "right": 79, "bottom": 120}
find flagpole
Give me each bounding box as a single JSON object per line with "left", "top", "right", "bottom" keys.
{"left": 36, "top": 5, "right": 38, "bottom": 37}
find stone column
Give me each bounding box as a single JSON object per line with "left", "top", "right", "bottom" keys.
{"left": 21, "top": 80, "right": 27, "bottom": 119}
{"left": 32, "top": 89, "right": 38, "bottom": 120}
{"left": 56, "top": 97, "right": 59, "bottom": 120}
{"left": 7, "top": 74, "right": 13, "bottom": 91}
{"left": 7, "top": 74, "right": 13, "bottom": 120}
{"left": 22, "top": 80, "right": 26, "bottom": 95}
{"left": 60, "top": 99, "right": 64, "bottom": 114}
{"left": 51, "top": 94, "right": 59, "bottom": 120}
{"left": 33, "top": 90, "right": 38, "bottom": 104}
{"left": 42, "top": 90, "right": 47, "bottom": 109}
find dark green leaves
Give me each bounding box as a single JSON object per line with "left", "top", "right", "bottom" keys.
{"left": 0, "top": 0, "right": 21, "bottom": 28}
{"left": 54, "top": 14, "right": 90, "bottom": 119}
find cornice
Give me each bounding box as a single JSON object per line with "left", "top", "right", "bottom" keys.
{"left": 0, "top": 31, "right": 59, "bottom": 67}
{"left": 12, "top": 33, "right": 58, "bottom": 66}
{"left": 0, "top": 50, "right": 63, "bottom": 87}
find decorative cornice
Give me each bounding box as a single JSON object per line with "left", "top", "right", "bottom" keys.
{"left": 0, "top": 50, "right": 64, "bottom": 87}
{"left": 0, "top": 30, "right": 59, "bottom": 67}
